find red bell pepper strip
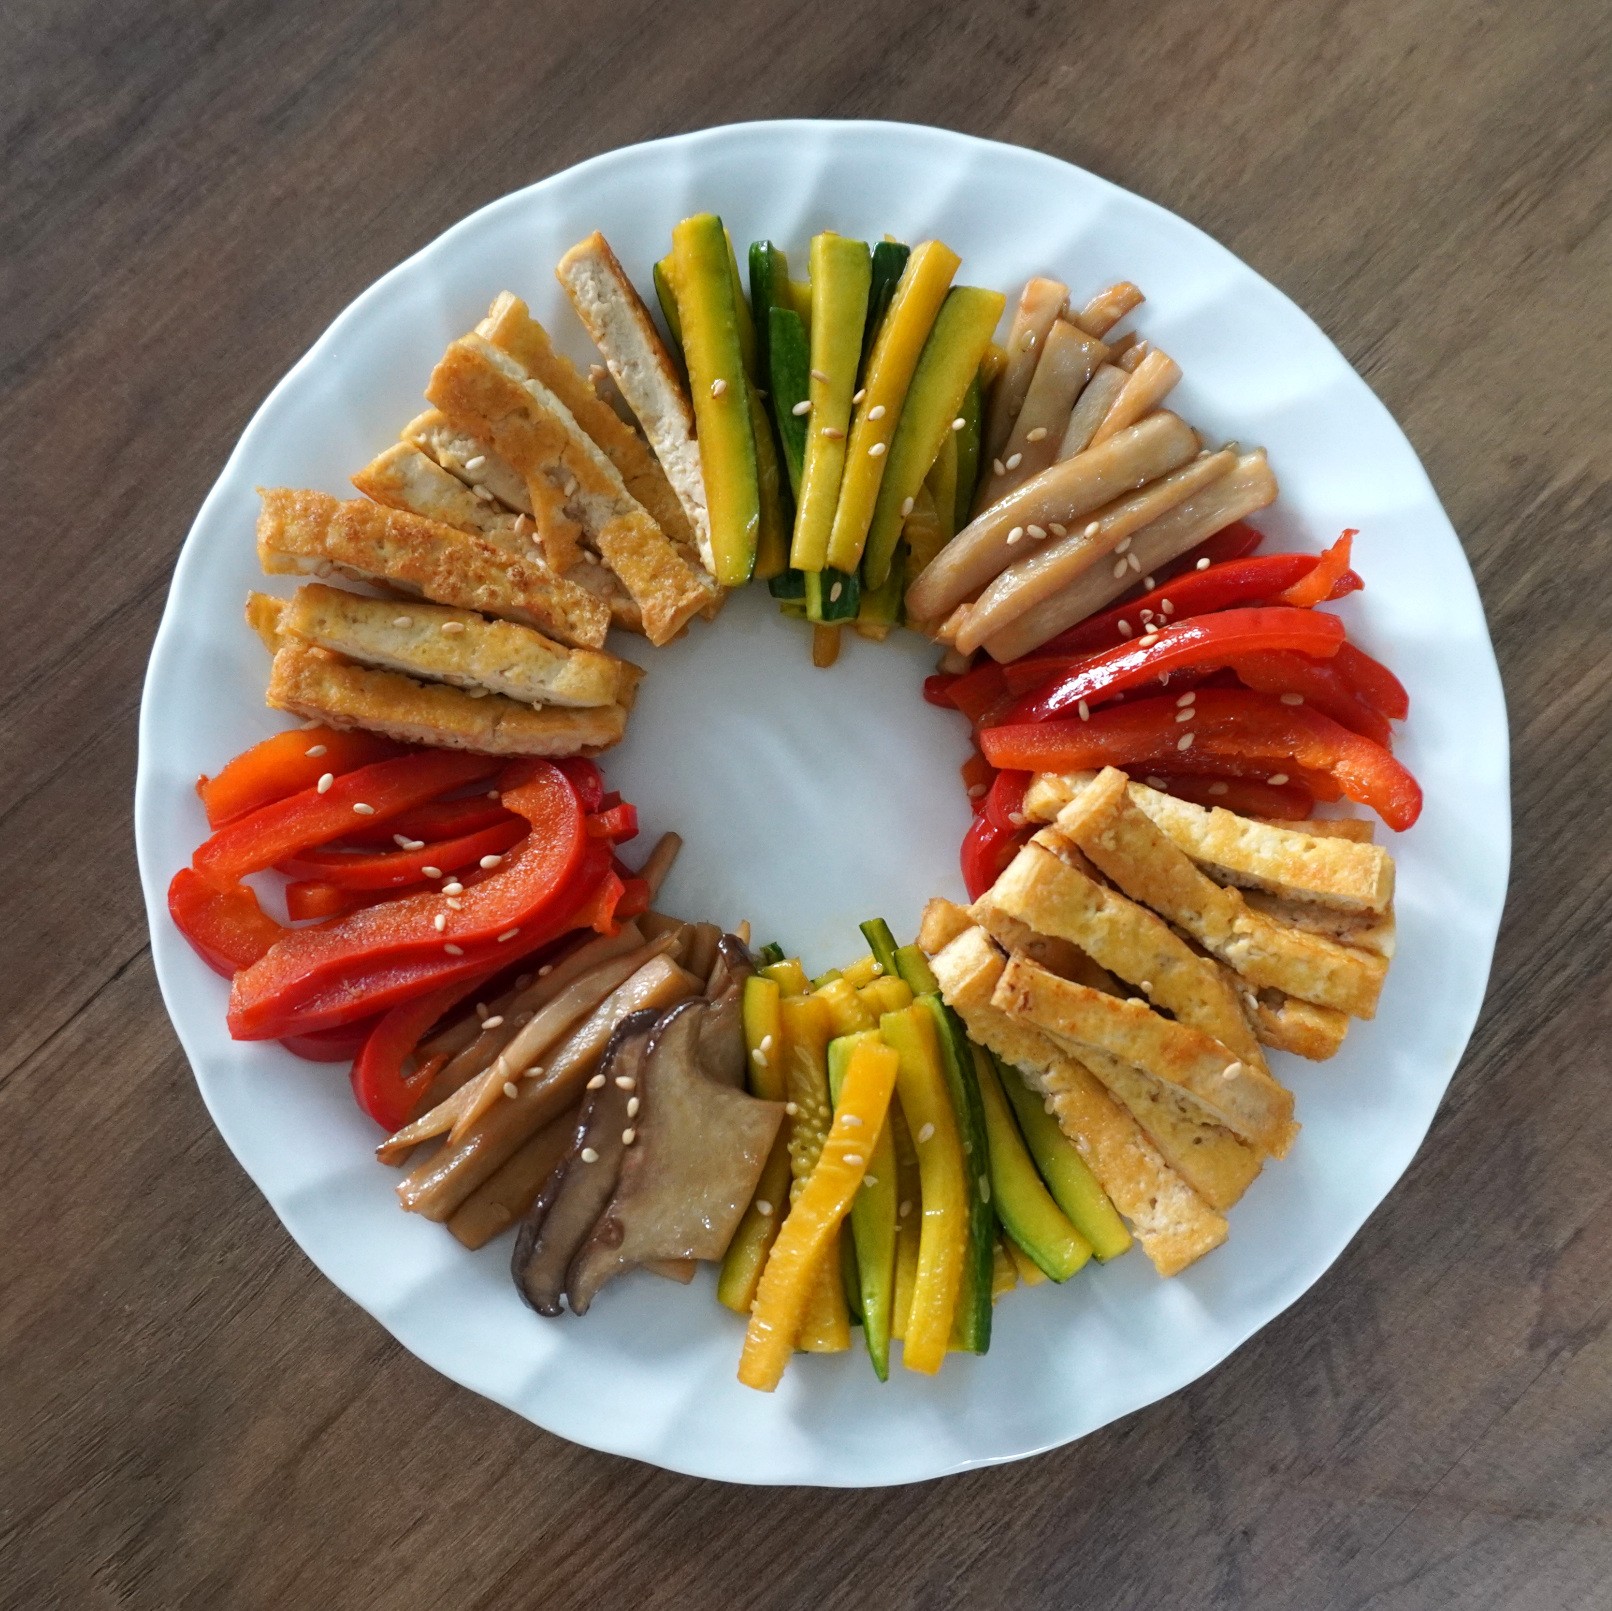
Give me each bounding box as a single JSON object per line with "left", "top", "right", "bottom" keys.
{"left": 1333, "top": 641, "right": 1409, "bottom": 720}
{"left": 983, "top": 770, "right": 1031, "bottom": 834}
{"left": 284, "top": 881, "right": 391, "bottom": 923}
{"left": 1025, "top": 554, "right": 1364, "bottom": 662}
{"left": 1134, "top": 772, "right": 1316, "bottom": 820}
{"left": 924, "top": 673, "right": 959, "bottom": 708}
{"left": 961, "top": 811, "right": 1029, "bottom": 901}
{"left": 941, "top": 659, "right": 1010, "bottom": 726}
{"left": 1004, "top": 607, "right": 1347, "bottom": 724}
{"left": 587, "top": 802, "right": 640, "bottom": 843}
{"left": 1275, "top": 531, "right": 1356, "bottom": 607}
{"left": 1230, "top": 651, "right": 1394, "bottom": 747}
{"left": 196, "top": 727, "right": 402, "bottom": 828}
{"left": 960, "top": 750, "right": 995, "bottom": 805}
{"left": 555, "top": 757, "right": 606, "bottom": 811}
{"left": 193, "top": 751, "right": 499, "bottom": 891}
{"left": 168, "top": 868, "right": 287, "bottom": 977}
{"left": 981, "top": 688, "right": 1421, "bottom": 829}
{"left": 277, "top": 819, "right": 528, "bottom": 891}
{"left": 613, "top": 873, "right": 651, "bottom": 921}
{"left": 227, "top": 765, "right": 591, "bottom": 1038}
{"left": 341, "top": 793, "right": 516, "bottom": 849}
{"left": 351, "top": 971, "right": 500, "bottom": 1131}
{"left": 280, "top": 1019, "right": 377, "bottom": 1063}
{"left": 1156, "top": 518, "right": 1265, "bottom": 580}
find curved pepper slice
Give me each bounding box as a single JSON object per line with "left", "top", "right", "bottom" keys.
{"left": 1164, "top": 517, "right": 1265, "bottom": 575}
{"left": 167, "top": 867, "right": 285, "bottom": 976}
{"left": 196, "top": 726, "right": 401, "bottom": 828}
{"left": 277, "top": 819, "right": 528, "bottom": 891}
{"left": 981, "top": 688, "right": 1422, "bottom": 829}
{"left": 341, "top": 794, "right": 516, "bottom": 849}
{"left": 1005, "top": 606, "right": 1347, "bottom": 724}
{"left": 1231, "top": 650, "right": 1394, "bottom": 746}
{"left": 1275, "top": 530, "right": 1356, "bottom": 607}
{"left": 279, "top": 1018, "right": 376, "bottom": 1063}
{"left": 1333, "top": 641, "right": 1409, "bottom": 720}
{"left": 284, "top": 881, "right": 391, "bottom": 923}
{"left": 227, "top": 764, "right": 591, "bottom": 1038}
{"left": 193, "top": 751, "right": 499, "bottom": 891}
{"left": 1136, "top": 772, "right": 1316, "bottom": 820}
{"left": 961, "top": 809, "right": 1029, "bottom": 901}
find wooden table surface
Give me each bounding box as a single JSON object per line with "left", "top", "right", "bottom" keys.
{"left": 5, "top": 0, "right": 1609, "bottom": 1605}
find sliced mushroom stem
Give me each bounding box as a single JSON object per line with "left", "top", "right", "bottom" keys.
{"left": 446, "top": 1106, "right": 579, "bottom": 1250}
{"left": 634, "top": 831, "right": 683, "bottom": 899}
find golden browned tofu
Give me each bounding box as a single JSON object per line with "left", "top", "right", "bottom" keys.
{"left": 401, "top": 409, "right": 533, "bottom": 513}
{"left": 1247, "top": 991, "right": 1352, "bottom": 1061}
{"left": 272, "top": 583, "right": 639, "bottom": 709}
{"left": 352, "top": 441, "right": 525, "bottom": 542}
{"left": 265, "top": 642, "right": 628, "bottom": 756}
{"left": 256, "top": 487, "right": 611, "bottom": 650}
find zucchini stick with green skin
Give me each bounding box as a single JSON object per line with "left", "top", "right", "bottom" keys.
{"left": 830, "top": 1032, "right": 898, "bottom": 1379}
{"left": 653, "top": 254, "right": 684, "bottom": 361}
{"left": 826, "top": 241, "right": 961, "bottom": 574}
{"left": 862, "top": 285, "right": 1006, "bottom": 589}
{"left": 953, "top": 373, "right": 985, "bottom": 530}
{"left": 723, "top": 234, "right": 790, "bottom": 580}
{"left": 790, "top": 234, "right": 871, "bottom": 572}
{"left": 861, "top": 241, "right": 911, "bottom": 374}
{"left": 767, "top": 305, "right": 810, "bottom": 496}
{"left": 859, "top": 918, "right": 902, "bottom": 981}
{"left": 671, "top": 214, "right": 760, "bottom": 587}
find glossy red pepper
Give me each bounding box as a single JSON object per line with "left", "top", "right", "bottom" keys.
{"left": 1157, "top": 518, "right": 1265, "bottom": 579}
{"left": 1333, "top": 641, "right": 1409, "bottom": 720}
{"left": 193, "top": 751, "right": 499, "bottom": 891}
{"left": 229, "top": 840, "right": 619, "bottom": 1039}
{"left": 983, "top": 769, "right": 1031, "bottom": 834}
{"left": 196, "top": 727, "right": 402, "bottom": 828}
{"left": 284, "top": 881, "right": 391, "bottom": 923}
{"left": 341, "top": 793, "right": 516, "bottom": 849}
{"left": 981, "top": 688, "right": 1421, "bottom": 829}
{"left": 168, "top": 868, "right": 286, "bottom": 976}
{"left": 587, "top": 802, "right": 640, "bottom": 843}
{"left": 555, "top": 757, "right": 606, "bottom": 811}
{"left": 1005, "top": 607, "right": 1347, "bottom": 724}
{"left": 226, "top": 762, "right": 589, "bottom": 1038}
{"left": 1231, "top": 651, "right": 1394, "bottom": 747}
{"left": 1275, "top": 531, "right": 1356, "bottom": 607}
{"left": 350, "top": 971, "right": 500, "bottom": 1131}
{"left": 277, "top": 819, "right": 528, "bottom": 891}
{"left": 960, "top": 750, "right": 995, "bottom": 808}
{"left": 923, "top": 673, "right": 959, "bottom": 708}
{"left": 940, "top": 659, "right": 1010, "bottom": 726}
{"left": 1133, "top": 772, "right": 1316, "bottom": 820}
{"left": 961, "top": 811, "right": 1029, "bottom": 901}
{"left": 280, "top": 1019, "right": 377, "bottom": 1063}
{"left": 1025, "top": 554, "right": 1364, "bottom": 662}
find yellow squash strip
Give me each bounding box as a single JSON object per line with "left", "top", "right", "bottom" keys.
{"left": 779, "top": 993, "right": 850, "bottom": 1351}
{"left": 1004, "top": 1234, "right": 1050, "bottom": 1287}
{"left": 878, "top": 1005, "right": 969, "bottom": 1374}
{"left": 991, "top": 1237, "right": 1019, "bottom": 1299}
{"left": 815, "top": 975, "right": 875, "bottom": 1039}
{"left": 857, "top": 975, "right": 915, "bottom": 1018}
{"left": 739, "top": 1037, "right": 900, "bottom": 1390}
{"left": 761, "top": 956, "right": 810, "bottom": 996}
{"left": 824, "top": 241, "right": 961, "bottom": 572}
{"left": 840, "top": 954, "right": 884, "bottom": 990}
{"left": 717, "top": 977, "right": 792, "bottom": 1314}
{"left": 889, "top": 1100, "right": 922, "bottom": 1341}
{"left": 925, "top": 426, "right": 960, "bottom": 544}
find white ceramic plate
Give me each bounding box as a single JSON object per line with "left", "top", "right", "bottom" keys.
{"left": 134, "top": 120, "right": 1509, "bottom": 1486}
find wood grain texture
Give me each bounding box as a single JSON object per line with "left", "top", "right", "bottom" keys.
{"left": 3, "top": 0, "right": 1609, "bottom": 1605}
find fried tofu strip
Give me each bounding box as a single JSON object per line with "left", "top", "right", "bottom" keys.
{"left": 1242, "top": 889, "right": 1396, "bottom": 959}
{"left": 1246, "top": 991, "right": 1351, "bottom": 1061}
{"left": 1026, "top": 771, "right": 1393, "bottom": 911}
{"left": 426, "top": 334, "right": 714, "bottom": 645}
{"left": 400, "top": 409, "right": 533, "bottom": 512}
{"left": 929, "top": 927, "right": 1226, "bottom": 1274}
{"left": 1057, "top": 770, "right": 1388, "bottom": 1018}
{"left": 257, "top": 487, "right": 611, "bottom": 650}
{"left": 987, "top": 838, "right": 1269, "bottom": 1071}
{"left": 271, "top": 583, "right": 639, "bottom": 709}
{"left": 352, "top": 441, "right": 528, "bottom": 542}
{"left": 476, "top": 292, "right": 703, "bottom": 566}
{"left": 995, "top": 952, "right": 1294, "bottom": 1153}
{"left": 265, "top": 642, "right": 627, "bottom": 756}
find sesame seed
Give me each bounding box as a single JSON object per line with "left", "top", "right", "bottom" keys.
{"left": 396, "top": 836, "right": 425, "bottom": 851}
{"left": 1078, "top": 699, "right": 1090, "bottom": 721}
{"left": 992, "top": 458, "right": 1006, "bottom": 476}
{"left": 445, "top": 897, "right": 464, "bottom": 910}
{"left": 440, "top": 620, "right": 466, "bottom": 635}
{"left": 1209, "top": 782, "right": 1229, "bottom": 795}
{"left": 352, "top": 802, "right": 375, "bottom": 815}
{"left": 1268, "top": 773, "right": 1291, "bottom": 786}
{"left": 503, "top": 1081, "right": 519, "bottom": 1100}
{"left": 868, "top": 403, "right": 886, "bottom": 420}
{"left": 1008, "top": 810, "right": 1026, "bottom": 826}
{"left": 1005, "top": 452, "right": 1023, "bottom": 470}
{"left": 1161, "top": 599, "right": 1175, "bottom": 614}
{"left": 979, "top": 1176, "right": 991, "bottom": 1203}
{"left": 1177, "top": 691, "right": 1196, "bottom": 707}
{"left": 464, "top": 455, "right": 486, "bottom": 470}
{"left": 917, "top": 1122, "right": 935, "bottom": 1143}
{"left": 472, "top": 484, "right": 494, "bottom": 502}
{"left": 810, "top": 368, "right": 830, "bottom": 382}
{"left": 304, "top": 744, "right": 327, "bottom": 758}
{"left": 433, "top": 913, "right": 447, "bottom": 932}
{"left": 868, "top": 441, "right": 886, "bottom": 457}
{"left": 1129, "top": 552, "right": 1143, "bottom": 572}
{"left": 901, "top": 496, "right": 915, "bottom": 517}
{"left": 1175, "top": 709, "right": 1193, "bottom": 723}
{"left": 627, "top": 1096, "right": 640, "bottom": 1117}
{"left": 785, "top": 1101, "right": 799, "bottom": 1117}
{"left": 791, "top": 399, "right": 811, "bottom": 417}
{"left": 967, "top": 782, "right": 988, "bottom": 798}
{"left": 863, "top": 1175, "right": 880, "bottom": 1188}
{"left": 755, "top": 1200, "right": 774, "bottom": 1217}
{"left": 842, "top": 1114, "right": 864, "bottom": 1127}
{"left": 1280, "top": 692, "right": 1305, "bottom": 705}
{"left": 614, "top": 1075, "right": 635, "bottom": 1089}
{"left": 759, "top": 1035, "right": 773, "bottom": 1051}
{"left": 1085, "top": 522, "right": 1101, "bottom": 538}
{"left": 751, "top": 1047, "right": 767, "bottom": 1065}
{"left": 479, "top": 854, "right": 502, "bottom": 869}
{"left": 1026, "top": 426, "right": 1048, "bottom": 442}
{"left": 829, "top": 582, "right": 843, "bottom": 602}
{"left": 1020, "top": 330, "right": 1036, "bottom": 351}
{"left": 1007, "top": 525, "right": 1025, "bottom": 544}
{"left": 1196, "top": 557, "right": 1212, "bottom": 570}
{"left": 899, "top": 1199, "right": 913, "bottom": 1218}
{"left": 1113, "top": 558, "right": 1129, "bottom": 578}
{"left": 1117, "top": 620, "right": 1133, "bottom": 638}
{"left": 497, "top": 928, "right": 520, "bottom": 943}
{"left": 1027, "top": 524, "right": 1047, "bottom": 539}
{"left": 710, "top": 377, "right": 727, "bottom": 397}
{"left": 1145, "top": 775, "right": 1168, "bottom": 789}
{"left": 1139, "top": 632, "right": 1160, "bottom": 647}
{"left": 1116, "top": 538, "right": 1132, "bottom": 554}
{"left": 442, "top": 881, "right": 464, "bottom": 895}
{"left": 843, "top": 1153, "right": 866, "bottom": 1168}
{"left": 851, "top": 388, "right": 866, "bottom": 405}
{"left": 821, "top": 425, "right": 844, "bottom": 440}
{"left": 316, "top": 773, "right": 334, "bottom": 794}
{"left": 621, "top": 1128, "right": 636, "bottom": 1146}
{"left": 444, "top": 943, "right": 463, "bottom": 955}
{"left": 580, "top": 1147, "right": 599, "bottom": 1163}
{"left": 1139, "top": 980, "right": 1154, "bottom": 993}
{"left": 951, "top": 417, "right": 966, "bottom": 431}
{"left": 487, "top": 789, "right": 500, "bottom": 800}
{"left": 392, "top": 616, "right": 412, "bottom": 627}
{"left": 1141, "top": 609, "right": 1155, "bottom": 623}
{"left": 482, "top": 1015, "right": 504, "bottom": 1030}
{"left": 421, "top": 866, "right": 442, "bottom": 879}
{"left": 538, "top": 964, "right": 552, "bottom": 977}
{"left": 1177, "top": 732, "right": 1195, "bottom": 751}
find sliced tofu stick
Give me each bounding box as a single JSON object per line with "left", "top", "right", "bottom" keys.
{"left": 1055, "top": 365, "right": 1130, "bottom": 460}
{"left": 905, "top": 411, "right": 1200, "bottom": 624}
{"left": 954, "top": 449, "right": 1235, "bottom": 655}
{"left": 353, "top": 442, "right": 527, "bottom": 541}
{"left": 1242, "top": 890, "right": 1396, "bottom": 959}
{"left": 1247, "top": 991, "right": 1351, "bottom": 1060}
{"left": 976, "top": 320, "right": 1108, "bottom": 506}
{"left": 982, "top": 277, "right": 1069, "bottom": 465}
{"left": 256, "top": 486, "right": 611, "bottom": 650}
{"left": 273, "top": 583, "right": 638, "bottom": 709}
{"left": 981, "top": 448, "right": 1277, "bottom": 661}
{"left": 401, "top": 409, "right": 532, "bottom": 513}
{"left": 1088, "top": 350, "right": 1184, "bottom": 449}
{"left": 1072, "top": 281, "right": 1144, "bottom": 338}
{"left": 265, "top": 643, "right": 628, "bottom": 757}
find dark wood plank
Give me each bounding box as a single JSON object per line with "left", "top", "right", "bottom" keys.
{"left": 2, "top": 0, "right": 1608, "bottom": 1607}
